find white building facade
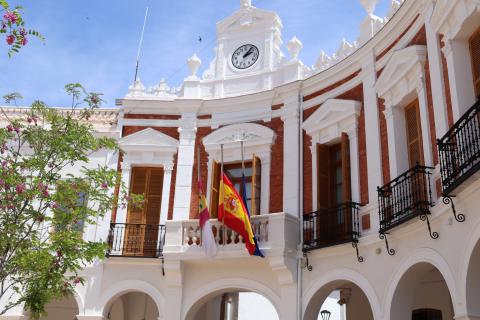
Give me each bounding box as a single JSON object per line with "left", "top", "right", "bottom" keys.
{"left": 2, "top": 0, "right": 480, "bottom": 319}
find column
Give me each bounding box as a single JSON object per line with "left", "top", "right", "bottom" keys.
{"left": 281, "top": 94, "right": 300, "bottom": 217}
{"left": 443, "top": 38, "right": 476, "bottom": 121}
{"left": 172, "top": 113, "right": 197, "bottom": 220}
{"left": 76, "top": 316, "right": 104, "bottom": 320}
{"left": 160, "top": 164, "right": 174, "bottom": 224}
{"left": 259, "top": 154, "right": 271, "bottom": 215}
{"left": 361, "top": 52, "right": 383, "bottom": 203}
{"left": 423, "top": 3, "right": 449, "bottom": 137}
{"left": 416, "top": 76, "right": 435, "bottom": 168}
{"left": 115, "top": 160, "right": 132, "bottom": 224}
{"left": 384, "top": 100, "right": 409, "bottom": 179}
{"left": 347, "top": 128, "right": 361, "bottom": 203}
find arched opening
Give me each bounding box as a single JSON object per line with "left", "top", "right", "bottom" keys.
{"left": 390, "top": 262, "right": 453, "bottom": 320}
{"left": 186, "top": 290, "right": 279, "bottom": 320}
{"left": 38, "top": 295, "right": 79, "bottom": 320}
{"left": 466, "top": 239, "right": 480, "bottom": 317}
{"left": 304, "top": 280, "right": 374, "bottom": 320}
{"left": 104, "top": 291, "right": 159, "bottom": 320}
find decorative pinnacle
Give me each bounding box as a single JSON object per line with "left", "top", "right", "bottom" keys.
{"left": 359, "top": 0, "right": 379, "bottom": 15}
{"left": 187, "top": 53, "right": 202, "bottom": 77}
{"left": 241, "top": 0, "right": 252, "bottom": 8}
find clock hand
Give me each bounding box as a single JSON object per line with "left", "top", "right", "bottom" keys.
{"left": 243, "top": 47, "right": 254, "bottom": 58}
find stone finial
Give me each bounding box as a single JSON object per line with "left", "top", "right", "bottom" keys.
{"left": 127, "top": 78, "right": 146, "bottom": 97}
{"left": 153, "top": 78, "right": 171, "bottom": 97}
{"left": 386, "top": 0, "right": 401, "bottom": 20}
{"left": 187, "top": 54, "right": 202, "bottom": 77}
{"left": 315, "top": 50, "right": 332, "bottom": 71}
{"left": 359, "top": 0, "right": 379, "bottom": 15}
{"left": 240, "top": 0, "right": 252, "bottom": 8}
{"left": 287, "top": 36, "right": 303, "bottom": 60}
{"left": 336, "top": 38, "right": 355, "bottom": 60}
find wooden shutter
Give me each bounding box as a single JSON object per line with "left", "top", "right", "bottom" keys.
{"left": 209, "top": 161, "right": 221, "bottom": 218}
{"left": 145, "top": 168, "right": 163, "bottom": 226}
{"left": 405, "top": 100, "right": 424, "bottom": 167}
{"left": 470, "top": 28, "right": 480, "bottom": 97}
{"left": 317, "top": 144, "right": 331, "bottom": 210}
{"left": 126, "top": 167, "right": 147, "bottom": 224}
{"left": 252, "top": 155, "right": 261, "bottom": 216}
{"left": 341, "top": 132, "right": 352, "bottom": 203}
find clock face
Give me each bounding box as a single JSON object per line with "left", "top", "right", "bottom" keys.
{"left": 232, "top": 44, "right": 259, "bottom": 70}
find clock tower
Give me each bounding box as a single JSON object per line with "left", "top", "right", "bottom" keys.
{"left": 202, "top": 0, "right": 286, "bottom": 96}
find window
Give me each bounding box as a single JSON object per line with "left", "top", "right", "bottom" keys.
{"left": 470, "top": 27, "right": 480, "bottom": 98}
{"left": 412, "top": 309, "right": 442, "bottom": 320}
{"left": 405, "top": 99, "right": 424, "bottom": 167}
{"left": 126, "top": 167, "right": 164, "bottom": 256}
{"left": 210, "top": 157, "right": 261, "bottom": 218}
{"left": 317, "top": 132, "right": 351, "bottom": 210}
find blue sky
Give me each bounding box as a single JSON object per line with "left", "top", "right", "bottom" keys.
{"left": 0, "top": 0, "right": 390, "bottom": 107}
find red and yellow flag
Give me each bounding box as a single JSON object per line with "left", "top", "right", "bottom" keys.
{"left": 218, "top": 173, "right": 256, "bottom": 255}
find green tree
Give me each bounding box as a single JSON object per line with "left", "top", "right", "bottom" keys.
{"left": 0, "top": 84, "right": 138, "bottom": 319}
{"left": 1, "top": 0, "right": 43, "bottom": 57}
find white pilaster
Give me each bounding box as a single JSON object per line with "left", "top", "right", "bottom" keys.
{"left": 347, "top": 128, "right": 361, "bottom": 203}
{"left": 281, "top": 96, "right": 300, "bottom": 217}
{"left": 115, "top": 161, "right": 131, "bottom": 224}
{"left": 362, "top": 52, "right": 383, "bottom": 201}
{"left": 423, "top": 3, "right": 449, "bottom": 137}
{"left": 172, "top": 113, "right": 197, "bottom": 220}
{"left": 160, "top": 165, "right": 174, "bottom": 224}
{"left": 384, "top": 100, "right": 409, "bottom": 179}
{"left": 443, "top": 38, "right": 477, "bottom": 121}
{"left": 416, "top": 76, "right": 435, "bottom": 168}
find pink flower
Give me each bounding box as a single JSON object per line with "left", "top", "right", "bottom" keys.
{"left": 3, "top": 11, "right": 17, "bottom": 24}
{"left": 19, "top": 28, "right": 27, "bottom": 36}
{"left": 6, "top": 124, "right": 13, "bottom": 132}
{"left": 6, "top": 34, "right": 14, "bottom": 45}
{"left": 14, "top": 126, "right": 21, "bottom": 133}
{"left": 21, "top": 37, "right": 27, "bottom": 46}
{"left": 15, "top": 183, "right": 26, "bottom": 194}
{"left": 101, "top": 183, "right": 108, "bottom": 189}
{"left": 51, "top": 202, "right": 59, "bottom": 209}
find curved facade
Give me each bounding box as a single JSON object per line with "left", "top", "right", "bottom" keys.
{"left": 2, "top": 0, "right": 480, "bottom": 319}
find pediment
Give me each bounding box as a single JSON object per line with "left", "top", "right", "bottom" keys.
{"left": 376, "top": 45, "right": 427, "bottom": 98}
{"left": 303, "top": 99, "right": 361, "bottom": 135}
{"left": 203, "top": 123, "right": 275, "bottom": 148}
{"left": 217, "top": 6, "right": 281, "bottom": 35}
{"left": 119, "top": 128, "right": 179, "bottom": 152}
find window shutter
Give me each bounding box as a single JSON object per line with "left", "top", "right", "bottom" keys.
{"left": 470, "top": 28, "right": 480, "bottom": 97}
{"left": 145, "top": 168, "right": 163, "bottom": 226}
{"left": 127, "top": 167, "right": 147, "bottom": 224}
{"left": 252, "top": 155, "right": 262, "bottom": 216}
{"left": 341, "top": 132, "right": 352, "bottom": 203}
{"left": 317, "top": 144, "right": 331, "bottom": 210}
{"left": 405, "top": 100, "right": 424, "bottom": 167}
{"left": 209, "top": 161, "right": 221, "bottom": 218}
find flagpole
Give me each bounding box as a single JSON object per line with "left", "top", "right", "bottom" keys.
{"left": 134, "top": 6, "right": 149, "bottom": 83}
{"left": 197, "top": 146, "right": 202, "bottom": 244}
{"left": 221, "top": 144, "right": 225, "bottom": 247}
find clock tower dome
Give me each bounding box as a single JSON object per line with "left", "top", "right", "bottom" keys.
{"left": 201, "top": 0, "right": 286, "bottom": 96}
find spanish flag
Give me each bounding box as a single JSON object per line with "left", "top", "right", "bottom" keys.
{"left": 218, "top": 173, "right": 262, "bottom": 256}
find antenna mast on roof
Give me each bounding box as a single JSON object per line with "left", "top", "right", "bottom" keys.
{"left": 134, "top": 6, "right": 149, "bottom": 83}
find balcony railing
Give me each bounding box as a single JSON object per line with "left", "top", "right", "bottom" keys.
{"left": 182, "top": 215, "right": 269, "bottom": 247}
{"left": 302, "top": 202, "right": 363, "bottom": 262}
{"left": 107, "top": 223, "right": 166, "bottom": 258}
{"left": 377, "top": 165, "right": 435, "bottom": 254}
{"left": 438, "top": 100, "right": 480, "bottom": 196}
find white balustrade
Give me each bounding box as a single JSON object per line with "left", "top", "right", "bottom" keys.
{"left": 182, "top": 215, "right": 270, "bottom": 248}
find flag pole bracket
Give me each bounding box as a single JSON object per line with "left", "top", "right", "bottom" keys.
{"left": 302, "top": 252, "right": 313, "bottom": 271}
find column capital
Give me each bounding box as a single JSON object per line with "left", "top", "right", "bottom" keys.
{"left": 164, "top": 164, "right": 174, "bottom": 172}
{"left": 441, "top": 38, "right": 453, "bottom": 58}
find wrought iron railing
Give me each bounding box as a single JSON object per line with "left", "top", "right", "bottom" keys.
{"left": 437, "top": 100, "right": 480, "bottom": 197}
{"left": 377, "top": 164, "right": 435, "bottom": 255}
{"left": 303, "top": 202, "right": 363, "bottom": 262}
{"left": 107, "top": 223, "right": 166, "bottom": 258}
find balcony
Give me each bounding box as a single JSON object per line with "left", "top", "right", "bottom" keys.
{"left": 302, "top": 202, "right": 361, "bottom": 251}
{"left": 107, "top": 223, "right": 166, "bottom": 258}
{"left": 438, "top": 99, "right": 480, "bottom": 196}
{"left": 377, "top": 164, "right": 435, "bottom": 244}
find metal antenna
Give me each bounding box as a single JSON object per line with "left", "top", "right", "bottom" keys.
{"left": 134, "top": 6, "right": 149, "bottom": 83}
